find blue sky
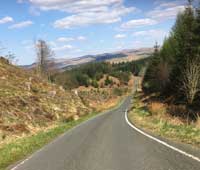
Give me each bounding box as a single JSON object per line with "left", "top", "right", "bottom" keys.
{"left": 0, "top": 0, "right": 188, "bottom": 65}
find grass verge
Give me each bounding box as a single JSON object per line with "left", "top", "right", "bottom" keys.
{"left": 0, "top": 97, "right": 125, "bottom": 170}
{"left": 128, "top": 93, "right": 200, "bottom": 148}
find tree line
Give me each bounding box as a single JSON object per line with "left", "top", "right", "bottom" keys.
{"left": 51, "top": 58, "right": 149, "bottom": 89}
{"left": 143, "top": 0, "right": 200, "bottom": 107}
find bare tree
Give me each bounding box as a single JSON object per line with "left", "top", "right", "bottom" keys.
{"left": 0, "top": 42, "right": 18, "bottom": 64}
{"left": 36, "top": 39, "right": 55, "bottom": 79}
{"left": 182, "top": 57, "right": 200, "bottom": 104}
{"left": 5, "top": 51, "right": 17, "bottom": 64}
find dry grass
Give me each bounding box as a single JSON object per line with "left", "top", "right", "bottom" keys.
{"left": 128, "top": 93, "right": 200, "bottom": 147}
{"left": 196, "top": 116, "right": 200, "bottom": 128}
{"left": 0, "top": 58, "right": 91, "bottom": 142}
{"left": 148, "top": 102, "right": 166, "bottom": 115}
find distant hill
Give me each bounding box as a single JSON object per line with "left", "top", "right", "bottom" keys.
{"left": 23, "top": 48, "right": 153, "bottom": 71}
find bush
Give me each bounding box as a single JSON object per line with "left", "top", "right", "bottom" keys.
{"left": 148, "top": 102, "right": 166, "bottom": 115}
{"left": 105, "top": 76, "right": 113, "bottom": 86}
{"left": 113, "top": 88, "right": 123, "bottom": 96}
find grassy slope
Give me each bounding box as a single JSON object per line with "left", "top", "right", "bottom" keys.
{"left": 128, "top": 93, "right": 200, "bottom": 148}
{"left": 0, "top": 112, "right": 95, "bottom": 170}
{"left": 0, "top": 58, "right": 90, "bottom": 140}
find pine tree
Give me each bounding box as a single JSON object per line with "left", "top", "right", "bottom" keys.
{"left": 169, "top": 1, "right": 196, "bottom": 98}
{"left": 142, "top": 42, "right": 162, "bottom": 92}
{"left": 195, "top": 1, "right": 200, "bottom": 52}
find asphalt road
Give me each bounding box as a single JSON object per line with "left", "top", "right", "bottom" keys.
{"left": 11, "top": 96, "right": 200, "bottom": 170}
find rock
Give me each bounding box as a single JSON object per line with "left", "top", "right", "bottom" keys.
{"left": 48, "top": 90, "right": 57, "bottom": 97}
{"left": 59, "top": 86, "right": 65, "bottom": 92}
{"left": 53, "top": 106, "right": 61, "bottom": 111}
{"left": 74, "top": 90, "right": 78, "bottom": 96}
{"left": 25, "top": 82, "right": 31, "bottom": 91}
{"left": 73, "top": 114, "right": 79, "bottom": 121}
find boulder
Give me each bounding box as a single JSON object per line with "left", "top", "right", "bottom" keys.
{"left": 73, "top": 114, "right": 79, "bottom": 121}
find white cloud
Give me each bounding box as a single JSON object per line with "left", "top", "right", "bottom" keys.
{"left": 147, "top": 1, "right": 185, "bottom": 21}
{"left": 115, "top": 34, "right": 126, "bottom": 39}
{"left": 0, "top": 16, "right": 13, "bottom": 24}
{"left": 56, "top": 36, "right": 86, "bottom": 42}
{"left": 9, "top": 20, "right": 33, "bottom": 29}
{"left": 29, "top": 6, "right": 40, "bottom": 16}
{"left": 77, "top": 36, "right": 86, "bottom": 41}
{"left": 132, "top": 29, "right": 168, "bottom": 39}
{"left": 54, "top": 6, "right": 134, "bottom": 29}
{"left": 121, "top": 18, "right": 157, "bottom": 29}
{"left": 23, "top": 0, "right": 136, "bottom": 29}
{"left": 26, "top": 0, "right": 133, "bottom": 13}
{"left": 48, "top": 41, "right": 57, "bottom": 48}
{"left": 57, "top": 37, "right": 74, "bottom": 42}
{"left": 53, "top": 44, "right": 73, "bottom": 51}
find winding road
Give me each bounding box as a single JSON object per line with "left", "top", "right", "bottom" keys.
{"left": 11, "top": 96, "right": 200, "bottom": 170}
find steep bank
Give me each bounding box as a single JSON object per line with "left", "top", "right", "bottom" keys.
{"left": 0, "top": 57, "right": 90, "bottom": 142}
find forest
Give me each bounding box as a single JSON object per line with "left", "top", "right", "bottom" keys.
{"left": 142, "top": 0, "right": 200, "bottom": 118}
{"left": 51, "top": 57, "right": 150, "bottom": 89}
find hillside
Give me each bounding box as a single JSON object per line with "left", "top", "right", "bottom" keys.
{"left": 23, "top": 48, "right": 153, "bottom": 71}
{"left": 51, "top": 58, "right": 150, "bottom": 90}
{"left": 0, "top": 57, "right": 90, "bottom": 140}
{"left": 0, "top": 56, "right": 134, "bottom": 143}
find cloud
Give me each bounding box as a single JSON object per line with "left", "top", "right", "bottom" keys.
{"left": 147, "top": 1, "right": 185, "bottom": 21}
{"left": 115, "top": 34, "right": 126, "bottom": 38}
{"left": 56, "top": 36, "right": 86, "bottom": 42}
{"left": 9, "top": 20, "right": 33, "bottom": 29}
{"left": 0, "top": 16, "right": 13, "bottom": 24}
{"left": 29, "top": 6, "right": 40, "bottom": 16}
{"left": 77, "top": 36, "right": 86, "bottom": 41}
{"left": 26, "top": 0, "right": 133, "bottom": 13}
{"left": 53, "top": 44, "right": 73, "bottom": 51}
{"left": 132, "top": 29, "right": 168, "bottom": 39}
{"left": 57, "top": 37, "right": 75, "bottom": 42}
{"left": 54, "top": 6, "right": 134, "bottom": 29}
{"left": 121, "top": 18, "right": 157, "bottom": 29}
{"left": 23, "top": 0, "right": 137, "bottom": 29}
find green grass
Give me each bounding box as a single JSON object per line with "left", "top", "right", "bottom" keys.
{"left": 128, "top": 94, "right": 200, "bottom": 147}
{"left": 0, "top": 98, "right": 125, "bottom": 170}
{"left": 0, "top": 113, "right": 94, "bottom": 170}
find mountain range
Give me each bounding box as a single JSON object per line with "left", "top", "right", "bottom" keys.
{"left": 23, "top": 48, "right": 153, "bottom": 71}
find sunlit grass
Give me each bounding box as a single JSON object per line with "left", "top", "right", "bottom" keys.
{"left": 0, "top": 97, "right": 125, "bottom": 170}
{"left": 0, "top": 112, "right": 97, "bottom": 170}
{"left": 128, "top": 94, "right": 200, "bottom": 147}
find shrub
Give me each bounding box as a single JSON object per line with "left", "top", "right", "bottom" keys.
{"left": 113, "top": 88, "right": 123, "bottom": 96}
{"left": 148, "top": 102, "right": 166, "bottom": 115}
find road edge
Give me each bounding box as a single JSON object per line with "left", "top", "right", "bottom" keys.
{"left": 125, "top": 109, "right": 200, "bottom": 163}
{"left": 9, "top": 97, "right": 127, "bottom": 170}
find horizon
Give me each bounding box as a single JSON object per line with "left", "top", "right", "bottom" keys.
{"left": 0, "top": 0, "right": 189, "bottom": 65}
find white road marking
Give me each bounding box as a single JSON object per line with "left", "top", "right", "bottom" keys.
{"left": 125, "top": 109, "right": 200, "bottom": 163}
